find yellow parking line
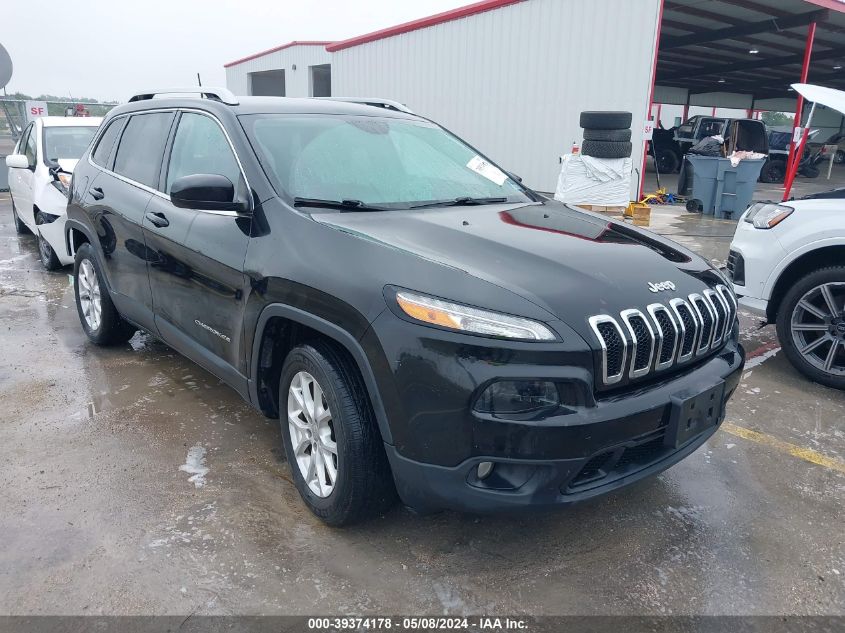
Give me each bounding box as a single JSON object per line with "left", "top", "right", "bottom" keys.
{"left": 723, "top": 423, "right": 845, "bottom": 474}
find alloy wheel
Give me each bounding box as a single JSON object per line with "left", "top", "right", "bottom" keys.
{"left": 78, "top": 259, "right": 102, "bottom": 331}
{"left": 790, "top": 282, "right": 845, "bottom": 376}
{"left": 287, "top": 371, "right": 338, "bottom": 497}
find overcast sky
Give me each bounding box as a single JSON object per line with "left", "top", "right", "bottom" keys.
{"left": 3, "top": 0, "right": 468, "bottom": 102}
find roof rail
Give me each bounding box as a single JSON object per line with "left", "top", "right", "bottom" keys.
{"left": 315, "top": 97, "right": 414, "bottom": 114}
{"left": 128, "top": 87, "right": 239, "bottom": 106}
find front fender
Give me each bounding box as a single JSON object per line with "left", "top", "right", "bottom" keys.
{"left": 249, "top": 302, "right": 393, "bottom": 444}
{"left": 763, "top": 236, "right": 845, "bottom": 299}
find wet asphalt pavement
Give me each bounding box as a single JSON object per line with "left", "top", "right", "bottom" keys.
{"left": 0, "top": 192, "right": 843, "bottom": 616}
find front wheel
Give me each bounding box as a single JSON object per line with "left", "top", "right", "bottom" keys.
{"left": 36, "top": 213, "right": 62, "bottom": 271}
{"left": 11, "top": 199, "right": 29, "bottom": 235}
{"left": 656, "top": 149, "right": 680, "bottom": 174}
{"left": 73, "top": 243, "right": 136, "bottom": 346}
{"left": 279, "top": 342, "right": 396, "bottom": 525}
{"left": 759, "top": 160, "right": 785, "bottom": 184}
{"left": 776, "top": 267, "right": 845, "bottom": 390}
{"left": 835, "top": 149, "right": 845, "bottom": 164}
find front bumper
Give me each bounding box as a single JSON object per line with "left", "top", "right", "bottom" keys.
{"left": 728, "top": 219, "right": 787, "bottom": 318}
{"left": 736, "top": 294, "right": 768, "bottom": 319}
{"left": 373, "top": 326, "right": 744, "bottom": 513}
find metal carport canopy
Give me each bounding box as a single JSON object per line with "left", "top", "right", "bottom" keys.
{"left": 656, "top": 0, "right": 845, "bottom": 105}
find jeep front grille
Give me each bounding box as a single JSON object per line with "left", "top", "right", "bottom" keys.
{"left": 588, "top": 284, "right": 736, "bottom": 386}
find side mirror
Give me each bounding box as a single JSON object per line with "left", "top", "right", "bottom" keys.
{"left": 5, "top": 154, "right": 29, "bottom": 169}
{"left": 170, "top": 174, "right": 249, "bottom": 213}
{"left": 506, "top": 171, "right": 523, "bottom": 183}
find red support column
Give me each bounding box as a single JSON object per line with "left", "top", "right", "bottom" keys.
{"left": 783, "top": 21, "right": 817, "bottom": 201}
{"left": 639, "top": 0, "right": 665, "bottom": 200}
{"left": 682, "top": 103, "right": 689, "bottom": 121}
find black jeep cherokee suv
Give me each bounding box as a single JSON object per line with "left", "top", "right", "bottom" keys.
{"left": 65, "top": 88, "right": 744, "bottom": 525}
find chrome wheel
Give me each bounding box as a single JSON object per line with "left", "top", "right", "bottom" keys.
{"left": 78, "top": 259, "right": 102, "bottom": 331}
{"left": 287, "top": 371, "right": 338, "bottom": 497}
{"left": 790, "top": 282, "right": 845, "bottom": 376}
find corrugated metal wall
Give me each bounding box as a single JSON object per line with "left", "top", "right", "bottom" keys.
{"left": 331, "top": 0, "right": 661, "bottom": 193}
{"left": 226, "top": 45, "right": 332, "bottom": 97}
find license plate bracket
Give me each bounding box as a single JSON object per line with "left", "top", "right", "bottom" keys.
{"left": 665, "top": 381, "right": 726, "bottom": 449}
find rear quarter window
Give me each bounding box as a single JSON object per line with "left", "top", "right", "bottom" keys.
{"left": 91, "top": 118, "right": 125, "bottom": 167}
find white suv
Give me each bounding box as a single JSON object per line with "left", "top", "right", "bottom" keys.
{"left": 6, "top": 116, "right": 102, "bottom": 269}
{"left": 728, "top": 197, "right": 845, "bottom": 389}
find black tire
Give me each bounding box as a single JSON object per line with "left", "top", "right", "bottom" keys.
{"left": 583, "top": 128, "right": 632, "bottom": 142}
{"left": 581, "top": 139, "right": 632, "bottom": 159}
{"left": 776, "top": 267, "right": 845, "bottom": 391}
{"left": 686, "top": 198, "right": 702, "bottom": 213}
{"left": 73, "top": 243, "right": 136, "bottom": 346}
{"left": 656, "top": 148, "right": 680, "bottom": 173}
{"left": 279, "top": 341, "right": 396, "bottom": 525}
{"left": 799, "top": 164, "right": 820, "bottom": 179}
{"left": 579, "top": 111, "right": 632, "bottom": 130}
{"left": 835, "top": 149, "right": 845, "bottom": 164}
{"left": 35, "top": 213, "right": 62, "bottom": 271}
{"left": 759, "top": 160, "right": 785, "bottom": 184}
{"left": 10, "top": 198, "right": 29, "bottom": 235}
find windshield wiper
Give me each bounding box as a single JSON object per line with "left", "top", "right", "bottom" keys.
{"left": 409, "top": 197, "right": 509, "bottom": 209}
{"left": 293, "top": 197, "right": 388, "bottom": 212}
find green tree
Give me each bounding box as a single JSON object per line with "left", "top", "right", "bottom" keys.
{"left": 761, "top": 111, "right": 793, "bottom": 127}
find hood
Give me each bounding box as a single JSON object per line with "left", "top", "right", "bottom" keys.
{"left": 312, "top": 201, "right": 717, "bottom": 327}
{"left": 57, "top": 158, "right": 79, "bottom": 173}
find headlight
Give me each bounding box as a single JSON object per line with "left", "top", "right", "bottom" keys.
{"left": 52, "top": 171, "right": 72, "bottom": 196}
{"left": 395, "top": 290, "right": 556, "bottom": 341}
{"left": 743, "top": 202, "right": 793, "bottom": 229}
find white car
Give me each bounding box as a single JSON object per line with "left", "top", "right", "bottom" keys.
{"left": 728, "top": 198, "right": 845, "bottom": 390}
{"left": 6, "top": 116, "right": 102, "bottom": 269}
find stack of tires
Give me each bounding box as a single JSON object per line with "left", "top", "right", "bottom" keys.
{"left": 579, "top": 111, "right": 633, "bottom": 159}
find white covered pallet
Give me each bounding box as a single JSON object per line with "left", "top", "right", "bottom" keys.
{"left": 554, "top": 154, "right": 633, "bottom": 206}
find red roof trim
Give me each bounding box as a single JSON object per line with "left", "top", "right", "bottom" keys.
{"left": 804, "top": 0, "right": 845, "bottom": 13}
{"left": 325, "top": 0, "right": 526, "bottom": 52}
{"left": 224, "top": 41, "right": 334, "bottom": 68}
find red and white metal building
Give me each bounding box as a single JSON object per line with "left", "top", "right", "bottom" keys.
{"left": 224, "top": 0, "right": 845, "bottom": 195}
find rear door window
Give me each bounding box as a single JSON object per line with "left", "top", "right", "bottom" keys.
{"left": 112, "top": 112, "right": 175, "bottom": 189}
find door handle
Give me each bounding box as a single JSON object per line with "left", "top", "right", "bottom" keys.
{"left": 145, "top": 211, "right": 169, "bottom": 228}
{"left": 89, "top": 187, "right": 104, "bottom": 200}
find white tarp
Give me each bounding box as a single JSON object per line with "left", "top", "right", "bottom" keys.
{"left": 554, "top": 154, "right": 633, "bottom": 206}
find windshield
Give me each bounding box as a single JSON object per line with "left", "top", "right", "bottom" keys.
{"left": 241, "top": 114, "right": 531, "bottom": 209}
{"left": 43, "top": 126, "right": 98, "bottom": 162}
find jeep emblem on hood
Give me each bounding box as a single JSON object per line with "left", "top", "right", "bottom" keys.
{"left": 648, "top": 281, "right": 676, "bottom": 293}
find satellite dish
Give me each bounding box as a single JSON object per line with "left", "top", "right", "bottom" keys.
{"left": 0, "top": 43, "right": 12, "bottom": 89}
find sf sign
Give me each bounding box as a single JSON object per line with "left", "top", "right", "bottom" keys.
{"left": 25, "top": 100, "right": 48, "bottom": 122}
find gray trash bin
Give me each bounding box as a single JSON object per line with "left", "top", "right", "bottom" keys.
{"left": 0, "top": 156, "right": 8, "bottom": 192}
{"left": 686, "top": 155, "right": 765, "bottom": 219}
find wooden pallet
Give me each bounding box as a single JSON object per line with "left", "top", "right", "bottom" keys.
{"left": 577, "top": 204, "right": 627, "bottom": 214}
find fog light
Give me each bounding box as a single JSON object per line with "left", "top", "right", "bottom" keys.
{"left": 477, "top": 462, "right": 494, "bottom": 480}
{"left": 474, "top": 380, "right": 559, "bottom": 415}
